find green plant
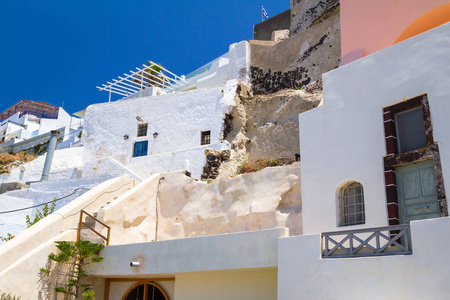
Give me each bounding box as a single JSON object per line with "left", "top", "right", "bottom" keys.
{"left": 82, "top": 290, "right": 95, "bottom": 300}
{"left": 0, "top": 233, "right": 15, "bottom": 242}
{"left": 42, "top": 240, "right": 104, "bottom": 299}
{"left": 134, "top": 61, "right": 166, "bottom": 88}
{"left": 26, "top": 198, "right": 57, "bottom": 228}
{"left": 0, "top": 291, "right": 21, "bottom": 300}
{"left": 236, "top": 158, "right": 287, "bottom": 174}
{"left": 1, "top": 198, "right": 56, "bottom": 244}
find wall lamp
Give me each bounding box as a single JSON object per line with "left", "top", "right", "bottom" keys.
{"left": 153, "top": 132, "right": 158, "bottom": 138}
{"left": 123, "top": 134, "right": 129, "bottom": 140}
{"left": 130, "top": 261, "right": 140, "bottom": 267}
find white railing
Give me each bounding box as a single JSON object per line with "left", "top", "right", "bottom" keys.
{"left": 322, "top": 224, "right": 412, "bottom": 258}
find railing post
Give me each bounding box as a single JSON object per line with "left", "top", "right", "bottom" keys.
{"left": 76, "top": 210, "right": 83, "bottom": 242}
{"left": 349, "top": 233, "right": 354, "bottom": 255}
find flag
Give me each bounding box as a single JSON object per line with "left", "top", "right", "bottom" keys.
{"left": 262, "top": 6, "right": 269, "bottom": 19}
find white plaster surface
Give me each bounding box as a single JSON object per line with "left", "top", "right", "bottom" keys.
{"left": 278, "top": 217, "right": 450, "bottom": 300}
{"left": 299, "top": 23, "right": 450, "bottom": 234}
{"left": 0, "top": 230, "right": 77, "bottom": 300}
{"left": 0, "top": 176, "right": 112, "bottom": 242}
{"left": 228, "top": 41, "right": 251, "bottom": 85}
{"left": 0, "top": 195, "right": 33, "bottom": 242}
{"left": 174, "top": 270, "right": 277, "bottom": 300}
{"left": 83, "top": 80, "right": 240, "bottom": 179}
{"left": 89, "top": 228, "right": 287, "bottom": 277}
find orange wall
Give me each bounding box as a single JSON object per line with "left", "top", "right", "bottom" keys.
{"left": 340, "top": 0, "right": 449, "bottom": 59}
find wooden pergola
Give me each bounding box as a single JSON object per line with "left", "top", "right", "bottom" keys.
{"left": 0, "top": 100, "right": 59, "bottom": 122}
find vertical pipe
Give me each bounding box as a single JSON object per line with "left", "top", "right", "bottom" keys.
{"left": 41, "top": 130, "right": 59, "bottom": 181}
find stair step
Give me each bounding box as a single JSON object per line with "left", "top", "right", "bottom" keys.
{"left": 80, "top": 230, "right": 106, "bottom": 245}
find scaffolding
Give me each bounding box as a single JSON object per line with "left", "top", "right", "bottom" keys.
{"left": 0, "top": 100, "right": 59, "bottom": 122}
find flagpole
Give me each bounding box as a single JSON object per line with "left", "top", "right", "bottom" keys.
{"left": 262, "top": 5, "right": 263, "bottom": 22}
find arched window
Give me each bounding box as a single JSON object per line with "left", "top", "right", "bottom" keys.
{"left": 122, "top": 281, "right": 169, "bottom": 300}
{"left": 339, "top": 181, "right": 365, "bottom": 226}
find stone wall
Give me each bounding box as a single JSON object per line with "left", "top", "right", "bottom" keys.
{"left": 290, "top": 0, "right": 340, "bottom": 35}
{"left": 253, "top": 9, "right": 291, "bottom": 41}
{"left": 250, "top": 5, "right": 340, "bottom": 95}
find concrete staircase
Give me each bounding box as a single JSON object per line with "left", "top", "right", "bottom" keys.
{"left": 0, "top": 176, "right": 114, "bottom": 243}
{"left": 0, "top": 175, "right": 139, "bottom": 298}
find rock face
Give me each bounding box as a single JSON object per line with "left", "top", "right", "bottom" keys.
{"left": 201, "top": 149, "right": 231, "bottom": 180}
{"left": 215, "top": 87, "right": 322, "bottom": 178}
{"left": 103, "top": 163, "right": 302, "bottom": 245}
{"left": 250, "top": 2, "right": 340, "bottom": 95}
{"left": 290, "top": 0, "right": 340, "bottom": 35}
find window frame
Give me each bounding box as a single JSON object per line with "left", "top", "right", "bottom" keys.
{"left": 121, "top": 281, "right": 169, "bottom": 300}
{"left": 382, "top": 94, "right": 448, "bottom": 226}
{"left": 137, "top": 123, "right": 148, "bottom": 137}
{"left": 338, "top": 181, "right": 366, "bottom": 227}
{"left": 201, "top": 130, "right": 211, "bottom": 145}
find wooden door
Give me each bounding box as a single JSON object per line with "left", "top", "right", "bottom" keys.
{"left": 396, "top": 160, "right": 440, "bottom": 224}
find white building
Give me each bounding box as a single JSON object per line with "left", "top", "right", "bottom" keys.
{"left": 1, "top": 1, "right": 450, "bottom": 300}
{"left": 83, "top": 41, "right": 250, "bottom": 180}
{"left": 0, "top": 102, "right": 83, "bottom": 152}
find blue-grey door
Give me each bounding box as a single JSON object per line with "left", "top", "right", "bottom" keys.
{"left": 396, "top": 160, "right": 440, "bottom": 224}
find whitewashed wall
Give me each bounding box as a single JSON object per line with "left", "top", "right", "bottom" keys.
{"left": 83, "top": 80, "right": 239, "bottom": 179}
{"left": 278, "top": 217, "right": 450, "bottom": 300}
{"left": 174, "top": 271, "right": 277, "bottom": 300}
{"left": 299, "top": 23, "right": 450, "bottom": 234}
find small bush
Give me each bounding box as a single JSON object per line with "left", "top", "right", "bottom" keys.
{"left": 237, "top": 158, "right": 286, "bottom": 174}
{"left": 0, "top": 291, "right": 21, "bottom": 300}
{"left": 0, "top": 152, "right": 36, "bottom": 174}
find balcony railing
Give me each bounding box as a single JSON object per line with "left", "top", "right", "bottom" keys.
{"left": 322, "top": 224, "right": 412, "bottom": 258}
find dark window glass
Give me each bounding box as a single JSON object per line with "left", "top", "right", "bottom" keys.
{"left": 125, "top": 283, "right": 167, "bottom": 300}
{"left": 201, "top": 130, "right": 211, "bottom": 145}
{"left": 395, "top": 107, "right": 427, "bottom": 153}
{"left": 137, "top": 123, "right": 148, "bottom": 137}
{"left": 126, "top": 284, "right": 145, "bottom": 300}
{"left": 133, "top": 141, "right": 148, "bottom": 157}
{"left": 340, "top": 181, "right": 365, "bottom": 226}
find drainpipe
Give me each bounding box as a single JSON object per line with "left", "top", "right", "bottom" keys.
{"left": 41, "top": 130, "right": 59, "bottom": 181}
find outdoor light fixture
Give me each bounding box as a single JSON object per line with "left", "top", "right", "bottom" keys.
{"left": 153, "top": 132, "right": 158, "bottom": 138}
{"left": 130, "top": 261, "right": 140, "bottom": 267}
{"left": 123, "top": 134, "right": 129, "bottom": 140}
{"left": 136, "top": 116, "right": 144, "bottom": 122}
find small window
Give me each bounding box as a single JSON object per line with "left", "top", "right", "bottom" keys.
{"left": 133, "top": 141, "right": 148, "bottom": 157}
{"left": 201, "top": 130, "right": 211, "bottom": 145}
{"left": 339, "top": 181, "right": 365, "bottom": 226}
{"left": 395, "top": 107, "right": 426, "bottom": 153}
{"left": 137, "top": 123, "right": 148, "bottom": 137}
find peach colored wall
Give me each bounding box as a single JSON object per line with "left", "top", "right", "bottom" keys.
{"left": 340, "top": 0, "right": 449, "bottom": 59}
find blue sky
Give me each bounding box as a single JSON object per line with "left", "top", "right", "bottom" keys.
{"left": 0, "top": 1, "right": 289, "bottom": 115}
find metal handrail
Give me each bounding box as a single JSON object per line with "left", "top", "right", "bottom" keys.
{"left": 322, "top": 224, "right": 412, "bottom": 258}
{"left": 76, "top": 209, "right": 111, "bottom": 246}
